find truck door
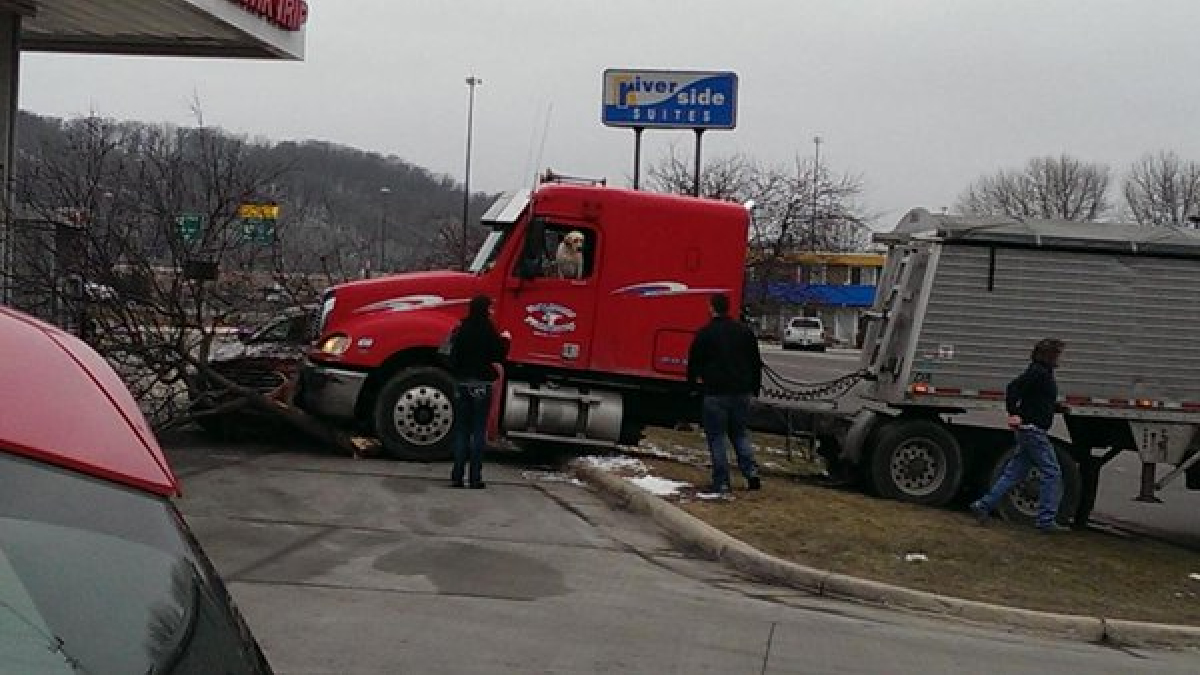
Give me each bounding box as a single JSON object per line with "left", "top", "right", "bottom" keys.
{"left": 497, "top": 218, "right": 598, "bottom": 371}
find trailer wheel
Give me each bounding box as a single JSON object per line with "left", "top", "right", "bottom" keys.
{"left": 990, "top": 442, "right": 1082, "bottom": 527}
{"left": 868, "top": 419, "right": 964, "bottom": 506}
{"left": 374, "top": 367, "right": 457, "bottom": 461}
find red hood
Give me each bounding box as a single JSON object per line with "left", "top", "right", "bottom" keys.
{"left": 331, "top": 270, "right": 483, "bottom": 316}
{"left": 0, "top": 307, "right": 179, "bottom": 497}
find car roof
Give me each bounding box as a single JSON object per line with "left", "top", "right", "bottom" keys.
{"left": 0, "top": 306, "right": 179, "bottom": 497}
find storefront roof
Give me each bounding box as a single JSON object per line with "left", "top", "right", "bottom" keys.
{"left": 18, "top": 0, "right": 305, "bottom": 59}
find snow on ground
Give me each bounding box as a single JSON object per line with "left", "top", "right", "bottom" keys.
{"left": 522, "top": 470, "right": 585, "bottom": 486}
{"left": 582, "top": 454, "right": 701, "bottom": 497}
{"left": 580, "top": 455, "right": 648, "bottom": 473}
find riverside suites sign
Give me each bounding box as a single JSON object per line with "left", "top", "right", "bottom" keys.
{"left": 229, "top": 0, "right": 310, "bottom": 31}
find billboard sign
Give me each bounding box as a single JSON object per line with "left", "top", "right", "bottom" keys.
{"left": 602, "top": 69, "right": 738, "bottom": 130}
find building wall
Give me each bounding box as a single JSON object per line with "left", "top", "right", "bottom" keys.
{"left": 756, "top": 251, "right": 885, "bottom": 347}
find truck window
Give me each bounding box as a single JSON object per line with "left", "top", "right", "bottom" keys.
{"left": 469, "top": 227, "right": 513, "bottom": 273}
{"left": 517, "top": 223, "right": 594, "bottom": 280}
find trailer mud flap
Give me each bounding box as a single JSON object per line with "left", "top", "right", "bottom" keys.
{"left": 841, "top": 409, "right": 880, "bottom": 463}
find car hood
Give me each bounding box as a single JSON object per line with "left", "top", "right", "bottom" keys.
{"left": 209, "top": 340, "right": 302, "bottom": 363}
{"left": 0, "top": 307, "right": 179, "bottom": 497}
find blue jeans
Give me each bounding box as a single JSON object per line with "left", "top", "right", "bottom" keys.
{"left": 977, "top": 426, "right": 1063, "bottom": 527}
{"left": 452, "top": 381, "right": 492, "bottom": 485}
{"left": 702, "top": 394, "right": 758, "bottom": 490}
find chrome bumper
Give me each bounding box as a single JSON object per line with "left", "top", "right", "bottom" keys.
{"left": 297, "top": 359, "right": 368, "bottom": 421}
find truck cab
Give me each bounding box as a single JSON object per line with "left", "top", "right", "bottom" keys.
{"left": 298, "top": 178, "right": 751, "bottom": 459}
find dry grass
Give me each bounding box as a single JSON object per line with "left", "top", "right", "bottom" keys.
{"left": 621, "top": 427, "right": 1200, "bottom": 625}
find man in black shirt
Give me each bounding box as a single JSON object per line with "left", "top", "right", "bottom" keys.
{"left": 970, "top": 338, "right": 1068, "bottom": 532}
{"left": 687, "top": 293, "right": 764, "bottom": 494}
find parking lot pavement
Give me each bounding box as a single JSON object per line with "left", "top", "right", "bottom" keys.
{"left": 165, "top": 442, "right": 1200, "bottom": 674}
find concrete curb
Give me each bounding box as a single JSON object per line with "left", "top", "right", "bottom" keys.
{"left": 571, "top": 461, "right": 1200, "bottom": 651}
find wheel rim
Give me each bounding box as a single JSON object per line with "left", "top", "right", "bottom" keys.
{"left": 889, "top": 438, "right": 947, "bottom": 497}
{"left": 391, "top": 384, "right": 454, "bottom": 446}
{"left": 1009, "top": 469, "right": 1044, "bottom": 517}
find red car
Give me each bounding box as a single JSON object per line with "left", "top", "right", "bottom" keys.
{"left": 0, "top": 306, "right": 272, "bottom": 673}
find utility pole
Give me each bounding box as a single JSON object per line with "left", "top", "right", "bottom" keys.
{"left": 462, "top": 75, "right": 482, "bottom": 270}
{"left": 811, "top": 135, "right": 822, "bottom": 252}
{"left": 378, "top": 186, "right": 391, "bottom": 274}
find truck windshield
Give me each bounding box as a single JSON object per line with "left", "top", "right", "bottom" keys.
{"left": 468, "top": 190, "right": 529, "bottom": 274}
{"left": 468, "top": 227, "right": 512, "bottom": 273}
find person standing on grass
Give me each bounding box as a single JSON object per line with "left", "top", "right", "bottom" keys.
{"left": 447, "top": 295, "right": 510, "bottom": 489}
{"left": 971, "top": 338, "right": 1069, "bottom": 533}
{"left": 687, "top": 293, "right": 764, "bottom": 494}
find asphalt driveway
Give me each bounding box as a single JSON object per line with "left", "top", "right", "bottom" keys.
{"left": 166, "top": 441, "right": 1199, "bottom": 674}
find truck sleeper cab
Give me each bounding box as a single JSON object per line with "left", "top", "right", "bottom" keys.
{"left": 298, "top": 179, "right": 752, "bottom": 460}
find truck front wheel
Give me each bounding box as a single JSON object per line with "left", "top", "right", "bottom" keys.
{"left": 988, "top": 442, "right": 1082, "bottom": 527}
{"left": 374, "top": 367, "right": 456, "bottom": 461}
{"left": 868, "top": 419, "right": 964, "bottom": 506}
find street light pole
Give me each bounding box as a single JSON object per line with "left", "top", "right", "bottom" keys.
{"left": 378, "top": 186, "right": 391, "bottom": 275}
{"left": 811, "top": 135, "right": 822, "bottom": 252}
{"left": 462, "top": 75, "right": 482, "bottom": 270}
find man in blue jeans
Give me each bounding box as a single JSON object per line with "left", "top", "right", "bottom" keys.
{"left": 971, "top": 338, "right": 1069, "bottom": 533}
{"left": 687, "top": 293, "right": 764, "bottom": 494}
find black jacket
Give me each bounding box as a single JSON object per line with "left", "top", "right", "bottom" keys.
{"left": 1006, "top": 360, "right": 1058, "bottom": 430}
{"left": 449, "top": 318, "right": 509, "bottom": 381}
{"left": 686, "top": 316, "right": 763, "bottom": 395}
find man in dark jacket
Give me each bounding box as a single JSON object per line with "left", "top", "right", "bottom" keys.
{"left": 970, "top": 338, "right": 1068, "bottom": 532}
{"left": 687, "top": 293, "right": 764, "bottom": 494}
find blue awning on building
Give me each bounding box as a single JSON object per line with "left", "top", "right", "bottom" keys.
{"left": 765, "top": 283, "right": 876, "bottom": 307}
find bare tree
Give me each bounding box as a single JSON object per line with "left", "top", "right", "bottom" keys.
{"left": 646, "top": 146, "right": 757, "bottom": 200}
{"left": 646, "top": 148, "right": 872, "bottom": 318}
{"left": 7, "top": 115, "right": 357, "bottom": 453}
{"left": 414, "top": 215, "right": 491, "bottom": 271}
{"left": 958, "top": 154, "right": 1112, "bottom": 221}
{"left": 1123, "top": 151, "right": 1200, "bottom": 226}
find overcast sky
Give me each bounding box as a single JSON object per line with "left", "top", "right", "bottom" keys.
{"left": 19, "top": 0, "right": 1200, "bottom": 226}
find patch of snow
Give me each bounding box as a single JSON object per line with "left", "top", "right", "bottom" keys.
{"left": 635, "top": 443, "right": 681, "bottom": 459}
{"left": 522, "top": 470, "right": 584, "bottom": 486}
{"left": 627, "top": 475, "right": 691, "bottom": 496}
{"left": 904, "top": 553, "right": 929, "bottom": 563}
{"left": 581, "top": 455, "right": 648, "bottom": 473}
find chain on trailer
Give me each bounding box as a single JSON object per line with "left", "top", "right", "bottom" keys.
{"left": 759, "top": 363, "right": 869, "bottom": 403}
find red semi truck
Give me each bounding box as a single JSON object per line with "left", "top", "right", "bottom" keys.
{"left": 297, "top": 177, "right": 752, "bottom": 459}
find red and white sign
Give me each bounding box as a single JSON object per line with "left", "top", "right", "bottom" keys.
{"left": 229, "top": 0, "right": 309, "bottom": 32}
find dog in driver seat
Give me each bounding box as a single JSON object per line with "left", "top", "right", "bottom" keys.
{"left": 554, "top": 230, "right": 585, "bottom": 279}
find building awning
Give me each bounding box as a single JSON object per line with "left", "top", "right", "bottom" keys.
{"left": 16, "top": 0, "right": 306, "bottom": 60}
{"left": 766, "top": 283, "right": 876, "bottom": 308}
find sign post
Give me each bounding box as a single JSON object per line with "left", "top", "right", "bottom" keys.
{"left": 602, "top": 69, "right": 738, "bottom": 193}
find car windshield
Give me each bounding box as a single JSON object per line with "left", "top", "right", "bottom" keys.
{"left": 791, "top": 318, "right": 821, "bottom": 329}
{"left": 0, "top": 453, "right": 267, "bottom": 674}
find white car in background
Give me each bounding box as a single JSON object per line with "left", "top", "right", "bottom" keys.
{"left": 782, "top": 316, "right": 826, "bottom": 351}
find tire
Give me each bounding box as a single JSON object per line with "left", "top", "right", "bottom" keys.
{"left": 990, "top": 441, "right": 1082, "bottom": 526}
{"left": 868, "top": 419, "right": 964, "bottom": 506}
{"left": 373, "top": 367, "right": 457, "bottom": 461}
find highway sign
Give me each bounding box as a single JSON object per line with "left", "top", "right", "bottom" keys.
{"left": 178, "top": 214, "right": 203, "bottom": 243}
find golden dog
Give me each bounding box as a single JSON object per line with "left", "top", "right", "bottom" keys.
{"left": 555, "top": 230, "right": 585, "bottom": 279}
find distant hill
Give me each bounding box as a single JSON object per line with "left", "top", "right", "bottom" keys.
{"left": 15, "top": 111, "right": 496, "bottom": 273}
